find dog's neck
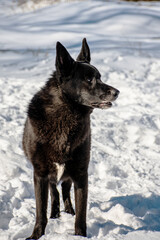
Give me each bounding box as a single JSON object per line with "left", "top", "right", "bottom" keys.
{"left": 48, "top": 71, "right": 93, "bottom": 115}
{"left": 61, "top": 91, "right": 93, "bottom": 116}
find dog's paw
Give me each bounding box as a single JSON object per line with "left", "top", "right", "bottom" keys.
{"left": 75, "top": 228, "right": 86, "bottom": 237}
{"left": 50, "top": 211, "right": 60, "bottom": 219}
{"left": 26, "top": 237, "right": 36, "bottom": 240}
{"left": 26, "top": 232, "right": 43, "bottom": 240}
{"left": 26, "top": 236, "right": 39, "bottom": 240}
{"left": 26, "top": 224, "right": 46, "bottom": 240}
{"left": 65, "top": 206, "right": 75, "bottom": 215}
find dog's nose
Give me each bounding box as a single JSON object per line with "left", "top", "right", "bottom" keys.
{"left": 112, "top": 89, "right": 120, "bottom": 98}
{"left": 101, "top": 88, "right": 120, "bottom": 100}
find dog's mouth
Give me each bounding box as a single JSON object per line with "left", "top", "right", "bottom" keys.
{"left": 91, "top": 101, "right": 112, "bottom": 109}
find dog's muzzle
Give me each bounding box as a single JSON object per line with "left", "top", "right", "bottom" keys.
{"left": 91, "top": 89, "right": 120, "bottom": 109}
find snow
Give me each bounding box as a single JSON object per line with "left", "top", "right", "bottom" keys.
{"left": 0, "top": 0, "right": 160, "bottom": 239}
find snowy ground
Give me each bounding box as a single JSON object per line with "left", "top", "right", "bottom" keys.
{"left": 0, "top": 0, "right": 160, "bottom": 239}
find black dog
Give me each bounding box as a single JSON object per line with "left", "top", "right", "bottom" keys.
{"left": 23, "top": 38, "right": 119, "bottom": 239}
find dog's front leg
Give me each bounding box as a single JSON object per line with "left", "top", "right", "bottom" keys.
{"left": 26, "top": 173, "right": 48, "bottom": 240}
{"left": 74, "top": 174, "right": 88, "bottom": 237}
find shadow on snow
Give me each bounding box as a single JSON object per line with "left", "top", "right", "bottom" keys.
{"left": 88, "top": 194, "right": 160, "bottom": 237}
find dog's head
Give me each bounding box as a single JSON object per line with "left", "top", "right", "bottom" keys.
{"left": 56, "top": 38, "right": 119, "bottom": 109}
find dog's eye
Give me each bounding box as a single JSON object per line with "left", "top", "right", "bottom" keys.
{"left": 87, "top": 78, "right": 92, "bottom": 83}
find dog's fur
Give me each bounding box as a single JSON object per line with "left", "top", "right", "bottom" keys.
{"left": 23, "top": 38, "right": 119, "bottom": 239}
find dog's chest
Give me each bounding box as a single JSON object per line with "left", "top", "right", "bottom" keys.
{"left": 47, "top": 107, "right": 90, "bottom": 147}
{"left": 36, "top": 106, "right": 91, "bottom": 166}
{"left": 55, "top": 163, "right": 65, "bottom": 182}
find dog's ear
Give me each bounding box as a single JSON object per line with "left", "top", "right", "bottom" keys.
{"left": 56, "top": 42, "right": 75, "bottom": 77}
{"left": 77, "top": 38, "right": 91, "bottom": 63}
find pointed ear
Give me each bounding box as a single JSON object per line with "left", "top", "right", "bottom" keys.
{"left": 76, "top": 38, "right": 91, "bottom": 63}
{"left": 56, "top": 42, "right": 75, "bottom": 77}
